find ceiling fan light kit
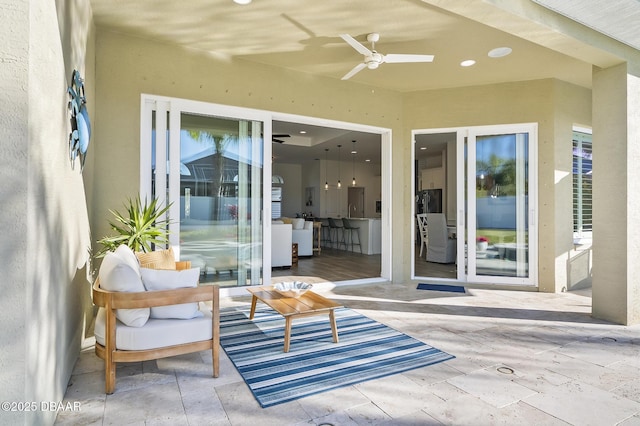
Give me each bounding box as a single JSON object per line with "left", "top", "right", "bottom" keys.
{"left": 340, "top": 33, "right": 434, "bottom": 80}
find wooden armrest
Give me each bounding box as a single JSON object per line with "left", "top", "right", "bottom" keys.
{"left": 93, "top": 279, "right": 218, "bottom": 309}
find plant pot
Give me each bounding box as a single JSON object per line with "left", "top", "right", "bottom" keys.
{"left": 476, "top": 241, "right": 488, "bottom": 252}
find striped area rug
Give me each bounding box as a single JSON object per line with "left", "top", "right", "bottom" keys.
{"left": 219, "top": 306, "right": 455, "bottom": 408}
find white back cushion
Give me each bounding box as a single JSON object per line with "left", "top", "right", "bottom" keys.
{"left": 99, "top": 245, "right": 149, "bottom": 327}
{"left": 140, "top": 267, "right": 202, "bottom": 319}
{"left": 291, "top": 218, "right": 305, "bottom": 229}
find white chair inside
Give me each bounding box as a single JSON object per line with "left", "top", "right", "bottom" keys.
{"left": 425, "top": 213, "right": 456, "bottom": 263}
{"left": 416, "top": 213, "right": 429, "bottom": 258}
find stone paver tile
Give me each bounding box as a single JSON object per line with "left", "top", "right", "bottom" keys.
{"left": 297, "top": 384, "right": 370, "bottom": 420}
{"left": 216, "top": 381, "right": 308, "bottom": 426}
{"left": 447, "top": 367, "right": 537, "bottom": 408}
{"left": 103, "top": 382, "right": 186, "bottom": 426}
{"left": 523, "top": 381, "right": 640, "bottom": 426}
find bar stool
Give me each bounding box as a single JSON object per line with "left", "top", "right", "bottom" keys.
{"left": 327, "top": 218, "right": 343, "bottom": 249}
{"left": 320, "top": 218, "right": 331, "bottom": 247}
{"left": 341, "top": 218, "right": 361, "bottom": 253}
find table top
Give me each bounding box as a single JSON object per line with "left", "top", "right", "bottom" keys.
{"left": 247, "top": 286, "right": 342, "bottom": 316}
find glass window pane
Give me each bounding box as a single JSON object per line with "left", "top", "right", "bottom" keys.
{"left": 475, "top": 133, "right": 529, "bottom": 278}
{"left": 179, "top": 113, "right": 263, "bottom": 287}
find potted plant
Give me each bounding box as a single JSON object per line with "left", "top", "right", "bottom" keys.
{"left": 96, "top": 195, "right": 172, "bottom": 258}
{"left": 476, "top": 236, "right": 489, "bottom": 252}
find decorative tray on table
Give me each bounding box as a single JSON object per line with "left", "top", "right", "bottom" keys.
{"left": 273, "top": 281, "right": 313, "bottom": 298}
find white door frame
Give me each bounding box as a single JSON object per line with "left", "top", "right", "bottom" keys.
{"left": 141, "top": 94, "right": 393, "bottom": 290}
{"left": 412, "top": 123, "right": 538, "bottom": 287}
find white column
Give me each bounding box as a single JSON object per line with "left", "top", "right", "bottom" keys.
{"left": 592, "top": 63, "right": 640, "bottom": 325}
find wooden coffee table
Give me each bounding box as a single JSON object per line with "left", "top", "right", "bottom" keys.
{"left": 247, "top": 286, "right": 343, "bottom": 352}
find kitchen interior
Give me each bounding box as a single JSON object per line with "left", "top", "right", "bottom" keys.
{"left": 414, "top": 132, "right": 458, "bottom": 280}
{"left": 271, "top": 119, "right": 382, "bottom": 281}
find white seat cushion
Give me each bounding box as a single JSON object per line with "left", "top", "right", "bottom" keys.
{"left": 99, "top": 245, "right": 149, "bottom": 327}
{"left": 94, "top": 305, "right": 212, "bottom": 351}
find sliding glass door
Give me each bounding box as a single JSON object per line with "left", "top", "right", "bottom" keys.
{"left": 142, "top": 97, "right": 269, "bottom": 287}
{"left": 465, "top": 124, "right": 537, "bottom": 285}
{"left": 413, "top": 124, "right": 537, "bottom": 286}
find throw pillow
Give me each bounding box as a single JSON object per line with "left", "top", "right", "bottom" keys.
{"left": 136, "top": 247, "right": 177, "bottom": 270}
{"left": 140, "top": 267, "right": 202, "bottom": 319}
{"left": 98, "top": 245, "right": 149, "bottom": 327}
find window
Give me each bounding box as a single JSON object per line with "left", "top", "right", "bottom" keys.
{"left": 572, "top": 128, "right": 592, "bottom": 243}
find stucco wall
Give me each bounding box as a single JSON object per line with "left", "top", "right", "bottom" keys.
{"left": 592, "top": 63, "right": 640, "bottom": 324}
{"left": 0, "top": 0, "right": 95, "bottom": 424}
{"left": 0, "top": 1, "right": 29, "bottom": 421}
{"left": 403, "top": 79, "right": 591, "bottom": 291}
{"left": 94, "top": 30, "right": 404, "bottom": 280}
{"left": 95, "top": 30, "right": 591, "bottom": 291}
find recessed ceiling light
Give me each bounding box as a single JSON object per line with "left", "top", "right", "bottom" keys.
{"left": 365, "top": 159, "right": 371, "bottom": 162}
{"left": 233, "top": 0, "right": 251, "bottom": 4}
{"left": 351, "top": 150, "right": 357, "bottom": 154}
{"left": 460, "top": 59, "right": 476, "bottom": 67}
{"left": 420, "top": 147, "right": 427, "bottom": 150}
{"left": 299, "top": 130, "right": 307, "bottom": 134}
{"left": 488, "top": 47, "right": 512, "bottom": 58}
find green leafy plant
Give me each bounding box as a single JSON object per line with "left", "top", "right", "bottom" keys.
{"left": 96, "top": 196, "right": 172, "bottom": 257}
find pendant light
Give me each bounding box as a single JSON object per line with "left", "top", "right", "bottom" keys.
{"left": 324, "top": 148, "right": 329, "bottom": 190}
{"left": 351, "top": 140, "right": 357, "bottom": 186}
{"left": 337, "top": 144, "right": 342, "bottom": 189}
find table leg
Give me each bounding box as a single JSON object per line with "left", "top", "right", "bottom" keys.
{"left": 249, "top": 295, "right": 258, "bottom": 320}
{"left": 284, "top": 316, "right": 292, "bottom": 353}
{"left": 329, "top": 309, "right": 339, "bottom": 343}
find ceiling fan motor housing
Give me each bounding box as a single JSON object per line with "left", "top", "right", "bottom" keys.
{"left": 366, "top": 52, "right": 383, "bottom": 69}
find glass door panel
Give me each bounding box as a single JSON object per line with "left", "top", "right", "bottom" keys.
{"left": 178, "top": 113, "right": 263, "bottom": 287}
{"left": 467, "top": 125, "right": 535, "bottom": 285}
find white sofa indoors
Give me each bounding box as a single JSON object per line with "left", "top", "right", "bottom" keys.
{"left": 271, "top": 221, "right": 292, "bottom": 267}
{"left": 290, "top": 218, "right": 314, "bottom": 256}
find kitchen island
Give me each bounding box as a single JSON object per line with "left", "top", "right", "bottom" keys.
{"left": 344, "top": 217, "right": 382, "bottom": 255}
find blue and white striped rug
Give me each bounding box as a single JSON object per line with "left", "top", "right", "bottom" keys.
{"left": 219, "top": 306, "right": 455, "bottom": 408}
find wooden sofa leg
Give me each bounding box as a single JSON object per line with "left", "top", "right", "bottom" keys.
{"left": 105, "top": 359, "right": 116, "bottom": 394}
{"left": 105, "top": 307, "right": 117, "bottom": 394}
{"left": 212, "top": 285, "right": 220, "bottom": 378}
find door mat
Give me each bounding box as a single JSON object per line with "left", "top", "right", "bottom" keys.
{"left": 417, "top": 283, "right": 466, "bottom": 293}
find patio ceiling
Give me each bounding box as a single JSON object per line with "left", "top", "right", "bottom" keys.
{"left": 89, "top": 0, "right": 604, "bottom": 93}
{"left": 89, "top": 0, "right": 639, "bottom": 165}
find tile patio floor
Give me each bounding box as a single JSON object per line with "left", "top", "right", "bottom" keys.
{"left": 56, "top": 282, "right": 640, "bottom": 426}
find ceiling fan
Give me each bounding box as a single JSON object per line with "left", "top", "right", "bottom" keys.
{"left": 272, "top": 134, "right": 291, "bottom": 144}
{"left": 339, "top": 33, "right": 434, "bottom": 80}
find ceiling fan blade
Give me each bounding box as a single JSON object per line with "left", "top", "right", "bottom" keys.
{"left": 341, "top": 62, "right": 367, "bottom": 80}
{"left": 272, "top": 139, "right": 286, "bottom": 144}
{"left": 273, "top": 134, "right": 291, "bottom": 138}
{"left": 383, "top": 53, "right": 434, "bottom": 63}
{"left": 340, "top": 34, "right": 372, "bottom": 56}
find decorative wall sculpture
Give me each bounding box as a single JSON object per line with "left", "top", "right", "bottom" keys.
{"left": 67, "top": 69, "right": 91, "bottom": 171}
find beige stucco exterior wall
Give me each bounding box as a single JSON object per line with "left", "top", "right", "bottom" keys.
{"left": 93, "top": 30, "right": 405, "bottom": 281}
{"left": 403, "top": 80, "right": 591, "bottom": 291}
{"left": 0, "top": 0, "right": 29, "bottom": 419}
{"left": 95, "top": 29, "right": 593, "bottom": 292}
{"left": 592, "top": 62, "right": 640, "bottom": 325}
{"left": 0, "top": 0, "right": 95, "bottom": 423}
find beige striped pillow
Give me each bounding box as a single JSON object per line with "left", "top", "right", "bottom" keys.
{"left": 135, "top": 247, "right": 176, "bottom": 270}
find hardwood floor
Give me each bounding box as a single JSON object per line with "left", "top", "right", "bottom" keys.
{"left": 273, "top": 247, "right": 381, "bottom": 283}
{"left": 414, "top": 244, "right": 457, "bottom": 279}
{"left": 199, "top": 246, "right": 382, "bottom": 287}
{"left": 198, "top": 243, "right": 458, "bottom": 288}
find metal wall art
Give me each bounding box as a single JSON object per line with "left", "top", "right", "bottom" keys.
{"left": 68, "top": 69, "right": 91, "bottom": 171}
